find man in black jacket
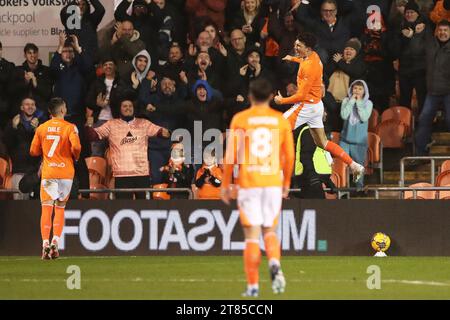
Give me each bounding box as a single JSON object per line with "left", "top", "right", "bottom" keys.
{"left": 3, "top": 97, "right": 47, "bottom": 199}
{"left": 0, "top": 41, "right": 15, "bottom": 128}
{"left": 415, "top": 20, "right": 450, "bottom": 155}
{"left": 60, "top": 0, "right": 105, "bottom": 61}
{"left": 8, "top": 43, "right": 53, "bottom": 117}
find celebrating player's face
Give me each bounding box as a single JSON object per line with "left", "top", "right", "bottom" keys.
{"left": 294, "top": 40, "right": 307, "bottom": 57}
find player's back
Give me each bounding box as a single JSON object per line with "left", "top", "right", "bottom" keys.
{"left": 228, "top": 106, "right": 294, "bottom": 188}
{"left": 31, "top": 118, "right": 80, "bottom": 180}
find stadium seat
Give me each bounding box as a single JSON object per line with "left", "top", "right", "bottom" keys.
{"left": 404, "top": 183, "right": 435, "bottom": 199}
{"left": 330, "top": 131, "right": 340, "bottom": 144}
{"left": 368, "top": 108, "right": 379, "bottom": 133}
{"left": 332, "top": 158, "right": 348, "bottom": 188}
{"left": 381, "top": 106, "right": 413, "bottom": 136}
{"left": 0, "top": 158, "right": 9, "bottom": 188}
{"left": 375, "top": 119, "right": 407, "bottom": 148}
{"left": 440, "top": 160, "right": 450, "bottom": 173}
{"left": 367, "top": 132, "right": 383, "bottom": 183}
{"left": 153, "top": 183, "right": 170, "bottom": 200}
{"left": 436, "top": 170, "right": 450, "bottom": 187}
{"left": 437, "top": 184, "right": 450, "bottom": 199}
{"left": 85, "top": 157, "right": 107, "bottom": 185}
{"left": 89, "top": 183, "right": 109, "bottom": 200}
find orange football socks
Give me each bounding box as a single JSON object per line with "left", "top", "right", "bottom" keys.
{"left": 244, "top": 239, "right": 261, "bottom": 286}
{"left": 325, "top": 141, "right": 353, "bottom": 165}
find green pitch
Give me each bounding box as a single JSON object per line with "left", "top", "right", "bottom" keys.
{"left": 1, "top": 256, "right": 450, "bottom": 299}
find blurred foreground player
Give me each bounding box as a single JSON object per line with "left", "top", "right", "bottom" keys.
{"left": 222, "top": 78, "right": 294, "bottom": 297}
{"left": 30, "top": 98, "right": 81, "bottom": 260}
{"left": 274, "top": 32, "right": 365, "bottom": 182}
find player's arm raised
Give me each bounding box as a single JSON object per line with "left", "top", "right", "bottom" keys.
{"left": 69, "top": 125, "right": 82, "bottom": 161}
{"left": 29, "top": 128, "right": 42, "bottom": 157}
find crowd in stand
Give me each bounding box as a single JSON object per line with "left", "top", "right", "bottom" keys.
{"left": 0, "top": 0, "right": 449, "bottom": 199}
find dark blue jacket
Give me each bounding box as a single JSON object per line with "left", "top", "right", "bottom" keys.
{"left": 50, "top": 51, "right": 94, "bottom": 116}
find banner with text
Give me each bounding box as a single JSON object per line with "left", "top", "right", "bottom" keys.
{"left": 1, "top": 200, "right": 450, "bottom": 256}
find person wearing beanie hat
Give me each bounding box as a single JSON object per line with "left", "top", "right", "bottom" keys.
{"left": 392, "top": 0, "right": 429, "bottom": 111}
{"left": 325, "top": 37, "right": 367, "bottom": 102}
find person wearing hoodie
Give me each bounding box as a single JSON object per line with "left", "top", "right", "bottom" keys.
{"left": 129, "top": 50, "right": 153, "bottom": 93}
{"left": 186, "top": 80, "right": 225, "bottom": 164}
{"left": 111, "top": 20, "right": 147, "bottom": 80}
{"left": 60, "top": 0, "right": 105, "bottom": 62}
{"left": 326, "top": 38, "right": 368, "bottom": 103}
{"left": 3, "top": 97, "right": 47, "bottom": 199}
{"left": 392, "top": 0, "right": 430, "bottom": 111}
{"left": 139, "top": 75, "right": 188, "bottom": 184}
{"left": 8, "top": 43, "right": 53, "bottom": 117}
{"left": 339, "top": 80, "right": 373, "bottom": 190}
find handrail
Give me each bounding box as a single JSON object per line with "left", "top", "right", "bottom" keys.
{"left": 0, "top": 188, "right": 194, "bottom": 199}
{"left": 399, "top": 156, "right": 450, "bottom": 187}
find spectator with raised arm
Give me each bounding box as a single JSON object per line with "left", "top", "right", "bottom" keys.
{"left": 86, "top": 98, "right": 170, "bottom": 199}
{"left": 60, "top": 0, "right": 105, "bottom": 61}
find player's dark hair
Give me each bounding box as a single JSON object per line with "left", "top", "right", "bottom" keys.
{"left": 249, "top": 78, "right": 273, "bottom": 103}
{"left": 296, "top": 32, "right": 317, "bottom": 50}
{"left": 48, "top": 97, "right": 65, "bottom": 116}
{"left": 24, "top": 43, "right": 39, "bottom": 53}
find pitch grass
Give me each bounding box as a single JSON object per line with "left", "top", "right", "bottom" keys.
{"left": 1, "top": 256, "right": 450, "bottom": 300}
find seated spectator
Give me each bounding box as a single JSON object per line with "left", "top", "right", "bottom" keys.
{"left": 415, "top": 20, "right": 450, "bottom": 155}
{"left": 160, "top": 143, "right": 194, "bottom": 199}
{"left": 392, "top": 0, "right": 430, "bottom": 112}
{"left": 51, "top": 33, "right": 94, "bottom": 123}
{"left": 295, "top": 0, "right": 356, "bottom": 57}
{"left": 9, "top": 43, "right": 53, "bottom": 116}
{"left": 340, "top": 80, "right": 373, "bottom": 191}
{"left": 326, "top": 38, "right": 367, "bottom": 103}
{"left": 360, "top": 12, "right": 396, "bottom": 111}
{"left": 115, "top": 0, "right": 174, "bottom": 64}
{"left": 139, "top": 75, "right": 188, "bottom": 184}
{"left": 195, "top": 151, "right": 222, "bottom": 199}
{"left": 86, "top": 98, "right": 170, "bottom": 199}
{"left": 430, "top": 0, "right": 450, "bottom": 24}
{"left": 3, "top": 97, "right": 47, "bottom": 199}
{"left": 230, "top": 0, "right": 266, "bottom": 45}
{"left": 0, "top": 41, "right": 15, "bottom": 128}
{"left": 60, "top": 0, "right": 105, "bottom": 61}
{"left": 111, "top": 20, "right": 146, "bottom": 79}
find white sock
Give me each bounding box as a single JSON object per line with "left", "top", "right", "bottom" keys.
{"left": 247, "top": 284, "right": 259, "bottom": 291}
{"left": 51, "top": 236, "right": 60, "bottom": 245}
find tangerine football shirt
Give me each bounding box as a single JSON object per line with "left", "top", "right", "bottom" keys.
{"left": 30, "top": 118, "right": 81, "bottom": 179}
{"left": 223, "top": 106, "right": 294, "bottom": 189}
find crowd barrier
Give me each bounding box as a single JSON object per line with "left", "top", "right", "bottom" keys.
{"left": 1, "top": 200, "right": 450, "bottom": 256}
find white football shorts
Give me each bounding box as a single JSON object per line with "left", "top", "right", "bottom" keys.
{"left": 40, "top": 179, "right": 73, "bottom": 202}
{"left": 283, "top": 100, "right": 324, "bottom": 130}
{"left": 237, "top": 187, "right": 282, "bottom": 227}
